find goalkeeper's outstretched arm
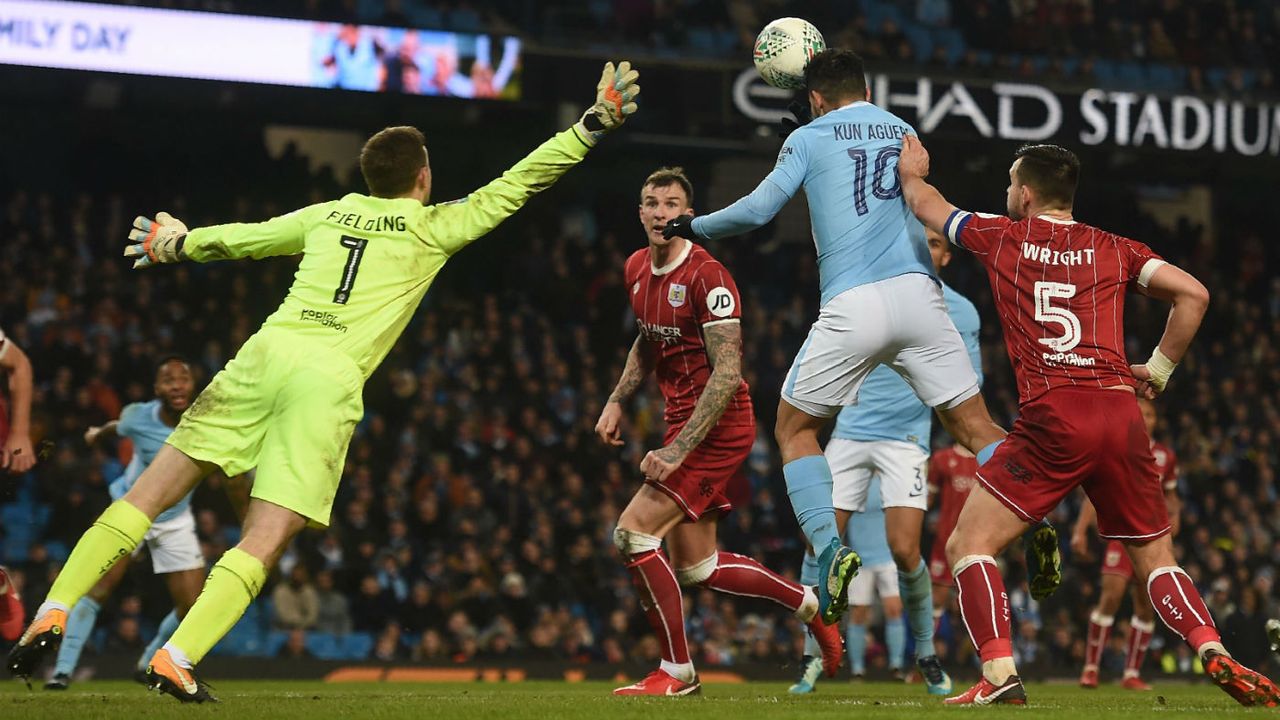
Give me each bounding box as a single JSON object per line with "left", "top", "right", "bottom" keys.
{"left": 426, "top": 60, "right": 640, "bottom": 255}
{"left": 125, "top": 207, "right": 321, "bottom": 267}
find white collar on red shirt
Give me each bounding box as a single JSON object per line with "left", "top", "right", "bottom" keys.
{"left": 1036, "top": 213, "right": 1076, "bottom": 225}
{"left": 651, "top": 240, "right": 693, "bottom": 276}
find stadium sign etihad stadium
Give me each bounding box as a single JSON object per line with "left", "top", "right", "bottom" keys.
{"left": 734, "top": 69, "right": 1280, "bottom": 158}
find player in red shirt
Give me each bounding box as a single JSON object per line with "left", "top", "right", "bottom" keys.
{"left": 596, "top": 167, "right": 841, "bottom": 696}
{"left": 897, "top": 136, "right": 1280, "bottom": 707}
{"left": 925, "top": 445, "right": 978, "bottom": 626}
{"left": 1072, "top": 398, "right": 1181, "bottom": 691}
{"left": 0, "top": 326, "right": 36, "bottom": 643}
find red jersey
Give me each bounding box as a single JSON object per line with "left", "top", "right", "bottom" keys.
{"left": 946, "top": 211, "right": 1165, "bottom": 404}
{"left": 928, "top": 446, "right": 979, "bottom": 543}
{"left": 624, "top": 242, "right": 753, "bottom": 427}
{"left": 1152, "top": 440, "right": 1178, "bottom": 492}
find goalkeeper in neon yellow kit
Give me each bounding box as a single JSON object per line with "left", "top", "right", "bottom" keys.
{"left": 8, "top": 61, "right": 640, "bottom": 703}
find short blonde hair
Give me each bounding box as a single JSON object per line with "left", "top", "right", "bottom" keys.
{"left": 640, "top": 166, "right": 693, "bottom": 205}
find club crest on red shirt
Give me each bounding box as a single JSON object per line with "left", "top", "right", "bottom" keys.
{"left": 668, "top": 283, "right": 687, "bottom": 308}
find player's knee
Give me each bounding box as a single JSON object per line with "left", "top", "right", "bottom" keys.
{"left": 889, "top": 539, "right": 921, "bottom": 570}
{"left": 612, "top": 527, "right": 661, "bottom": 559}
{"left": 674, "top": 554, "right": 718, "bottom": 587}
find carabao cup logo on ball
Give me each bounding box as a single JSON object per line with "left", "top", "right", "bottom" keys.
{"left": 753, "top": 17, "right": 825, "bottom": 90}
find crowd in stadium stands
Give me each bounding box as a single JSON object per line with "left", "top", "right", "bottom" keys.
{"left": 1, "top": 142, "right": 1277, "bottom": 676}
{"left": 110, "top": 0, "right": 1280, "bottom": 96}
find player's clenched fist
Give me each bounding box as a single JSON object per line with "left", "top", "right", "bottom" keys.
{"left": 898, "top": 134, "right": 931, "bottom": 180}
{"left": 595, "top": 402, "right": 625, "bottom": 447}
{"left": 1, "top": 434, "right": 35, "bottom": 474}
{"left": 640, "top": 445, "right": 685, "bottom": 483}
{"left": 125, "top": 212, "right": 188, "bottom": 269}
{"left": 574, "top": 61, "right": 640, "bottom": 146}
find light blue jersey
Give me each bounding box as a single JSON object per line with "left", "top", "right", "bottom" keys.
{"left": 692, "top": 101, "right": 933, "bottom": 306}
{"left": 108, "top": 399, "right": 192, "bottom": 524}
{"left": 846, "top": 475, "right": 892, "bottom": 567}
{"left": 832, "top": 284, "right": 983, "bottom": 451}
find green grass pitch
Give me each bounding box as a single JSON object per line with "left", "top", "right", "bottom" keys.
{"left": 0, "top": 679, "right": 1265, "bottom": 719}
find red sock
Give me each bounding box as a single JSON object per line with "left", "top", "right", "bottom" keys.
{"left": 1084, "top": 611, "right": 1114, "bottom": 669}
{"left": 1124, "top": 616, "right": 1155, "bottom": 677}
{"left": 626, "top": 550, "right": 690, "bottom": 664}
{"left": 1147, "top": 567, "right": 1220, "bottom": 652}
{"left": 954, "top": 556, "right": 1012, "bottom": 662}
{"left": 700, "top": 552, "right": 806, "bottom": 611}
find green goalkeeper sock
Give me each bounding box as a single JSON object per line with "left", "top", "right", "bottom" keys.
{"left": 168, "top": 547, "right": 266, "bottom": 665}
{"left": 48, "top": 501, "right": 151, "bottom": 608}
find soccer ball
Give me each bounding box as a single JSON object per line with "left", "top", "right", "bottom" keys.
{"left": 752, "top": 18, "right": 826, "bottom": 90}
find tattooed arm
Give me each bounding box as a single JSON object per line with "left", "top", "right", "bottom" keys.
{"left": 640, "top": 321, "right": 742, "bottom": 481}
{"left": 596, "top": 335, "right": 656, "bottom": 446}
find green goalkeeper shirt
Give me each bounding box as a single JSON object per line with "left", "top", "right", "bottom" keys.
{"left": 182, "top": 127, "right": 591, "bottom": 379}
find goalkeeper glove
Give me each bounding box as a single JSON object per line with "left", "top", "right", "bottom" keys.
{"left": 125, "top": 212, "right": 188, "bottom": 269}
{"left": 662, "top": 215, "right": 699, "bottom": 241}
{"left": 778, "top": 99, "right": 812, "bottom": 139}
{"left": 574, "top": 61, "right": 640, "bottom": 146}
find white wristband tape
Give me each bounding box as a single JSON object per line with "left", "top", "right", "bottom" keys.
{"left": 1144, "top": 347, "right": 1176, "bottom": 391}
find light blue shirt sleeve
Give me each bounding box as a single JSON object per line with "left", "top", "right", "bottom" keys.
{"left": 115, "top": 402, "right": 145, "bottom": 438}
{"left": 691, "top": 130, "right": 808, "bottom": 240}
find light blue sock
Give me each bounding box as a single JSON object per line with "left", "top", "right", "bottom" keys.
{"left": 784, "top": 456, "right": 839, "bottom": 550}
{"left": 976, "top": 439, "right": 1004, "bottom": 466}
{"left": 899, "top": 558, "right": 937, "bottom": 656}
{"left": 138, "top": 610, "right": 181, "bottom": 671}
{"left": 54, "top": 597, "right": 101, "bottom": 676}
{"left": 885, "top": 616, "right": 907, "bottom": 670}
{"left": 846, "top": 622, "right": 867, "bottom": 675}
{"left": 800, "top": 552, "right": 820, "bottom": 657}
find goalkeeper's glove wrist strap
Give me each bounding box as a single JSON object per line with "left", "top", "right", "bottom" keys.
{"left": 1145, "top": 347, "right": 1176, "bottom": 388}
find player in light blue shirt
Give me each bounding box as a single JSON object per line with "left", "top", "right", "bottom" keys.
{"left": 790, "top": 230, "right": 978, "bottom": 694}
{"left": 48, "top": 357, "right": 210, "bottom": 689}
{"left": 664, "top": 50, "right": 1007, "bottom": 647}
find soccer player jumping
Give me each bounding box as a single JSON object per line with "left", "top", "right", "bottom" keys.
{"left": 8, "top": 61, "right": 641, "bottom": 702}
{"left": 790, "top": 228, "right": 981, "bottom": 696}
{"left": 600, "top": 167, "right": 842, "bottom": 697}
{"left": 897, "top": 134, "right": 1280, "bottom": 707}
{"left": 663, "top": 49, "right": 1008, "bottom": 629}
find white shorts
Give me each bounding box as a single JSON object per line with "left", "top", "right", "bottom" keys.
{"left": 131, "top": 510, "right": 205, "bottom": 574}
{"left": 850, "top": 561, "right": 899, "bottom": 607}
{"left": 781, "top": 273, "right": 980, "bottom": 418}
{"left": 828, "top": 438, "right": 930, "bottom": 512}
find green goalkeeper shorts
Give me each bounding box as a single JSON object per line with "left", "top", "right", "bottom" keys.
{"left": 167, "top": 328, "right": 364, "bottom": 527}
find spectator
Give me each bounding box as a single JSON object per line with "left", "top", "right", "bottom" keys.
{"left": 272, "top": 566, "right": 320, "bottom": 630}
{"left": 278, "top": 628, "right": 313, "bottom": 659}
{"left": 314, "top": 570, "right": 353, "bottom": 636}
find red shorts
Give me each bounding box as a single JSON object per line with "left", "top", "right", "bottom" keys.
{"left": 929, "top": 548, "right": 953, "bottom": 587}
{"left": 647, "top": 422, "right": 753, "bottom": 521}
{"left": 977, "top": 388, "right": 1170, "bottom": 541}
{"left": 1101, "top": 540, "right": 1134, "bottom": 579}
{"left": 0, "top": 568, "right": 23, "bottom": 643}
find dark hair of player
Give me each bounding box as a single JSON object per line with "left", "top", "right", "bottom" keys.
{"left": 640, "top": 166, "right": 694, "bottom": 205}
{"left": 1013, "top": 143, "right": 1080, "bottom": 208}
{"left": 804, "top": 49, "right": 868, "bottom": 103}
{"left": 360, "top": 126, "right": 428, "bottom": 198}
{"left": 155, "top": 354, "right": 191, "bottom": 377}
